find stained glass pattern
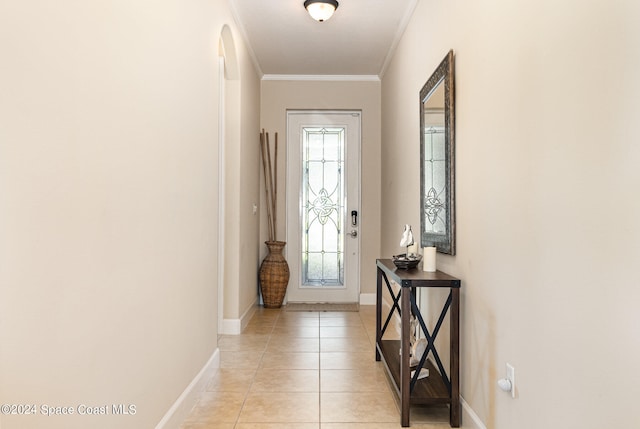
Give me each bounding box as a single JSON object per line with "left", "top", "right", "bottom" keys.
{"left": 302, "top": 127, "right": 345, "bottom": 286}
{"left": 423, "top": 127, "right": 447, "bottom": 234}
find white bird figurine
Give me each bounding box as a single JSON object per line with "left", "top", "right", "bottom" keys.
{"left": 399, "top": 224, "right": 414, "bottom": 248}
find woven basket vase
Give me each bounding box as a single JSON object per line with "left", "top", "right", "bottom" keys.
{"left": 259, "top": 241, "right": 290, "bottom": 308}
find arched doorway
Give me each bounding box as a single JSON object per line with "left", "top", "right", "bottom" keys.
{"left": 217, "top": 25, "right": 239, "bottom": 333}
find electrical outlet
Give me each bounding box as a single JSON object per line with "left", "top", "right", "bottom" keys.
{"left": 506, "top": 363, "right": 516, "bottom": 398}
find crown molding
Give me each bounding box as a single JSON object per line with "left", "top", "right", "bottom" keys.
{"left": 261, "top": 74, "right": 380, "bottom": 82}
{"left": 379, "top": 0, "right": 419, "bottom": 79}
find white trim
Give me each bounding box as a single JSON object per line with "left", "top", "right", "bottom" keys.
{"left": 359, "top": 293, "right": 376, "bottom": 305}
{"left": 241, "top": 301, "right": 257, "bottom": 331}
{"left": 221, "top": 300, "right": 258, "bottom": 335}
{"left": 220, "top": 319, "right": 242, "bottom": 335}
{"left": 217, "top": 56, "right": 226, "bottom": 337}
{"left": 378, "top": 0, "right": 419, "bottom": 78}
{"left": 262, "top": 74, "right": 380, "bottom": 82}
{"left": 222, "top": 319, "right": 241, "bottom": 335}
{"left": 285, "top": 111, "right": 361, "bottom": 303}
{"left": 154, "top": 348, "right": 220, "bottom": 429}
{"left": 461, "top": 396, "right": 488, "bottom": 429}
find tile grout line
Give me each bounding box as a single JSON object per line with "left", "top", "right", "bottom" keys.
{"left": 234, "top": 308, "right": 281, "bottom": 428}
{"left": 186, "top": 308, "right": 396, "bottom": 428}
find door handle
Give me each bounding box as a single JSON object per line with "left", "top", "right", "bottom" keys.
{"left": 349, "top": 229, "right": 358, "bottom": 238}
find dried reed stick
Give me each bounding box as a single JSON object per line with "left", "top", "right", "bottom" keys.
{"left": 265, "top": 132, "right": 275, "bottom": 240}
{"left": 260, "top": 129, "right": 278, "bottom": 242}
{"left": 260, "top": 130, "right": 274, "bottom": 241}
{"left": 259, "top": 131, "right": 269, "bottom": 239}
{"left": 273, "top": 132, "right": 278, "bottom": 239}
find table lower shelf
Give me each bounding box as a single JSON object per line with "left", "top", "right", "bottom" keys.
{"left": 377, "top": 339, "right": 451, "bottom": 405}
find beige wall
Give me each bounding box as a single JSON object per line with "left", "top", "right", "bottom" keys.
{"left": 236, "top": 61, "right": 262, "bottom": 318}
{"left": 260, "top": 80, "right": 381, "bottom": 299}
{"left": 0, "top": 1, "right": 259, "bottom": 428}
{"left": 382, "top": 0, "right": 640, "bottom": 427}
{"left": 221, "top": 29, "right": 262, "bottom": 321}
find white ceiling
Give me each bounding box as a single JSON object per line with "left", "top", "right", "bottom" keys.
{"left": 230, "top": 0, "right": 418, "bottom": 77}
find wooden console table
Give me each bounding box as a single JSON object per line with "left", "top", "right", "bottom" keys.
{"left": 375, "top": 259, "right": 461, "bottom": 427}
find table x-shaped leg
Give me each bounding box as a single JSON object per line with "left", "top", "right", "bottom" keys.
{"left": 379, "top": 271, "right": 402, "bottom": 339}
{"left": 409, "top": 290, "right": 453, "bottom": 393}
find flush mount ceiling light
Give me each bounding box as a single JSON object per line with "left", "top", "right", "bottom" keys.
{"left": 304, "top": 0, "right": 339, "bottom": 22}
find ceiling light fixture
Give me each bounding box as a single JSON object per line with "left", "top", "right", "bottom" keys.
{"left": 304, "top": 0, "right": 339, "bottom": 22}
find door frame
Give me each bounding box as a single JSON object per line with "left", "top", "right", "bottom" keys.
{"left": 217, "top": 56, "right": 225, "bottom": 332}
{"left": 285, "top": 110, "right": 361, "bottom": 303}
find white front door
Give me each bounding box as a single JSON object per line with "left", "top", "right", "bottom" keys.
{"left": 286, "top": 111, "right": 361, "bottom": 303}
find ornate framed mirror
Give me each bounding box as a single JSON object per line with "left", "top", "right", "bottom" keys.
{"left": 420, "top": 50, "right": 455, "bottom": 255}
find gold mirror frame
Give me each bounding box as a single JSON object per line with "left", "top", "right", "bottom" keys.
{"left": 420, "top": 50, "right": 455, "bottom": 255}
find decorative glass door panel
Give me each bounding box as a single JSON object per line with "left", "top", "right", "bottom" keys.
{"left": 302, "top": 127, "right": 345, "bottom": 287}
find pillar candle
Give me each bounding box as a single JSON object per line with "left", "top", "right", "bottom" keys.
{"left": 423, "top": 246, "right": 436, "bottom": 272}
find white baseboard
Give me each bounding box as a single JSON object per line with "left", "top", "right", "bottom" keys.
{"left": 240, "top": 302, "right": 257, "bottom": 331}
{"left": 461, "top": 396, "right": 487, "bottom": 429}
{"left": 155, "top": 348, "right": 220, "bottom": 429}
{"left": 222, "top": 318, "right": 240, "bottom": 335}
{"left": 221, "top": 299, "right": 258, "bottom": 335}
{"left": 360, "top": 293, "right": 376, "bottom": 305}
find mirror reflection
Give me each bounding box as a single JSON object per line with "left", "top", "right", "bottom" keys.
{"left": 420, "top": 50, "right": 455, "bottom": 255}
{"left": 423, "top": 83, "right": 446, "bottom": 235}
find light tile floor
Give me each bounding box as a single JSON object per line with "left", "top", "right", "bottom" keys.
{"left": 180, "top": 305, "right": 450, "bottom": 429}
